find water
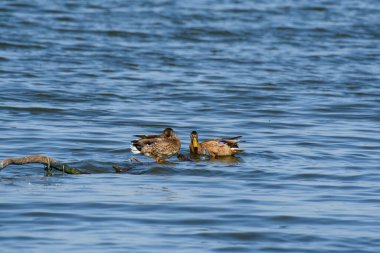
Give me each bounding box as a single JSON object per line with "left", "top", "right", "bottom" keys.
{"left": 1, "top": 0, "right": 380, "bottom": 252}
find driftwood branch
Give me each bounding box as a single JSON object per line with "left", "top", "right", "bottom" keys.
{"left": 0, "top": 155, "right": 85, "bottom": 174}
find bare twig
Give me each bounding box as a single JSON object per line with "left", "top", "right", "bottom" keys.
{"left": 0, "top": 155, "right": 85, "bottom": 174}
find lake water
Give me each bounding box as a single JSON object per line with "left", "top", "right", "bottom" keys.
{"left": 1, "top": 0, "right": 380, "bottom": 252}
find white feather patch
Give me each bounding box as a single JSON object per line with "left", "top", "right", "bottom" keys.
{"left": 130, "top": 145, "right": 141, "bottom": 154}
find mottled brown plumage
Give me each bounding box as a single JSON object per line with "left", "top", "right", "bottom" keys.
{"left": 189, "top": 131, "right": 243, "bottom": 158}
{"left": 131, "top": 128, "right": 181, "bottom": 163}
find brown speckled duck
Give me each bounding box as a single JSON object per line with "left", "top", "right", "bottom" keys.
{"left": 189, "top": 131, "right": 243, "bottom": 158}
{"left": 131, "top": 128, "right": 181, "bottom": 163}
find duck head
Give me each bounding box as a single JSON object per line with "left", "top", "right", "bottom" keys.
{"left": 163, "top": 128, "right": 175, "bottom": 137}
{"left": 190, "top": 131, "right": 199, "bottom": 154}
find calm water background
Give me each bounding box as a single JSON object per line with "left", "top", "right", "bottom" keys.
{"left": 1, "top": 0, "right": 380, "bottom": 252}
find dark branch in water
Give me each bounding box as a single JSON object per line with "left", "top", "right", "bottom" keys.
{"left": 112, "top": 165, "right": 134, "bottom": 173}
{"left": 0, "top": 155, "right": 85, "bottom": 175}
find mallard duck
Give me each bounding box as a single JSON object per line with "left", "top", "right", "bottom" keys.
{"left": 189, "top": 131, "right": 243, "bottom": 158}
{"left": 131, "top": 128, "right": 181, "bottom": 163}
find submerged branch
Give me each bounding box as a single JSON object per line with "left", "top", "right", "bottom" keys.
{"left": 0, "top": 155, "right": 85, "bottom": 174}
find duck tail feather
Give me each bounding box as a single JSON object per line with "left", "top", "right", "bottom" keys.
{"left": 130, "top": 144, "right": 141, "bottom": 154}
{"left": 231, "top": 148, "right": 244, "bottom": 154}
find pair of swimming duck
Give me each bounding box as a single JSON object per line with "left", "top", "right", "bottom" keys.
{"left": 131, "top": 128, "right": 243, "bottom": 163}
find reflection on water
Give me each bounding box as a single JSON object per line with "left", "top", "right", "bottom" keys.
{"left": 186, "top": 153, "right": 241, "bottom": 165}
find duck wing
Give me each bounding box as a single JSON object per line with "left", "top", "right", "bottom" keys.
{"left": 134, "top": 134, "right": 161, "bottom": 139}
{"left": 202, "top": 136, "right": 242, "bottom": 148}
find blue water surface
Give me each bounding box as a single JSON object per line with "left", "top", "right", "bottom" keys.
{"left": 1, "top": 0, "right": 380, "bottom": 252}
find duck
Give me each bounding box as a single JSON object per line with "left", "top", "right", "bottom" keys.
{"left": 131, "top": 128, "right": 181, "bottom": 163}
{"left": 189, "top": 131, "right": 243, "bottom": 158}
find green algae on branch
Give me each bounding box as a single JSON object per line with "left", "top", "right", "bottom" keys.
{"left": 0, "top": 155, "right": 85, "bottom": 175}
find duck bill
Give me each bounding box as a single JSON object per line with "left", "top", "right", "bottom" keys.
{"left": 191, "top": 137, "right": 199, "bottom": 153}
{"left": 192, "top": 138, "right": 198, "bottom": 148}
